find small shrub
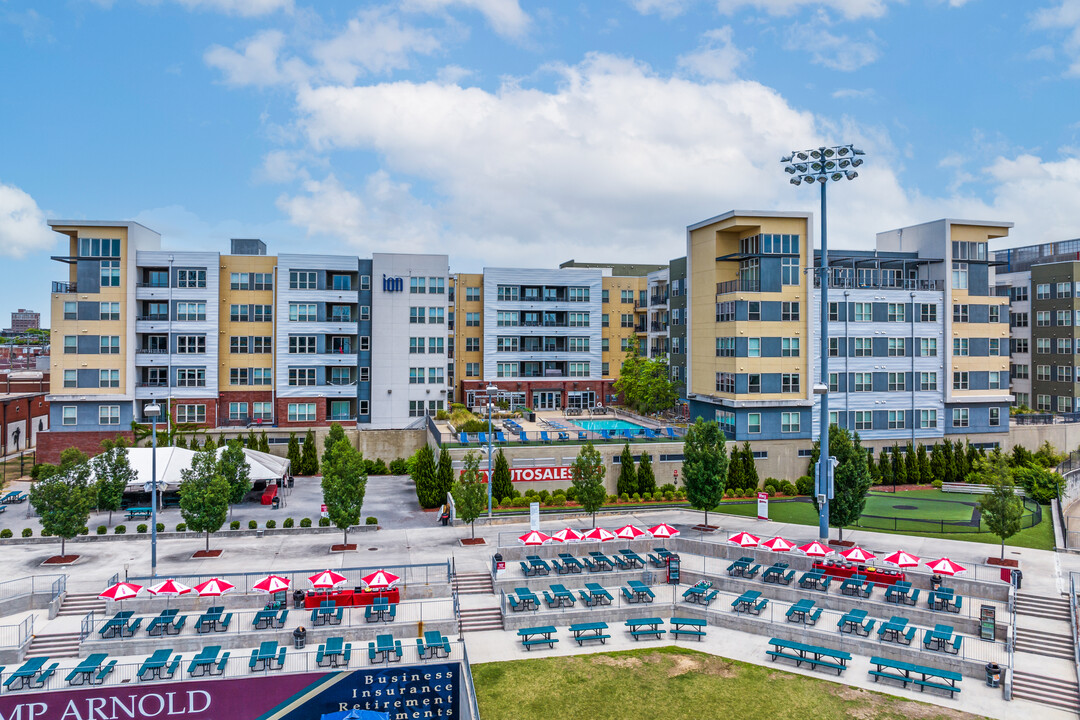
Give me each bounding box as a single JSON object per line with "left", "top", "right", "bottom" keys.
{"left": 136, "top": 524, "right": 148, "bottom": 534}
{"left": 524, "top": 489, "right": 537, "bottom": 498}
{"left": 660, "top": 483, "right": 677, "bottom": 494}
{"left": 248, "top": 520, "right": 258, "bottom": 530}
{"left": 552, "top": 495, "right": 566, "bottom": 507}
{"left": 0, "top": 529, "right": 11, "bottom": 539}
{"left": 388, "top": 458, "right": 408, "bottom": 475}
{"left": 300, "top": 517, "right": 312, "bottom": 528}
{"left": 319, "top": 517, "right": 331, "bottom": 527}
{"left": 365, "top": 516, "right": 378, "bottom": 525}
{"left": 631, "top": 492, "right": 641, "bottom": 502}
{"left": 541, "top": 495, "right": 554, "bottom": 507}
{"left": 114, "top": 525, "right": 126, "bottom": 535}
{"left": 230, "top": 521, "right": 241, "bottom": 530}
{"left": 283, "top": 518, "right": 294, "bottom": 528}
{"left": 41, "top": 529, "right": 51, "bottom": 537}
{"left": 538, "top": 490, "right": 550, "bottom": 502}
{"left": 500, "top": 497, "right": 512, "bottom": 507}
{"left": 619, "top": 492, "right": 629, "bottom": 502}
{"left": 265, "top": 520, "right": 276, "bottom": 529}
{"left": 763, "top": 483, "right": 777, "bottom": 496}
{"left": 370, "top": 459, "right": 389, "bottom": 475}
{"left": 664, "top": 491, "right": 674, "bottom": 501}
{"left": 795, "top": 475, "right": 814, "bottom": 496}
{"left": 176, "top": 523, "right": 187, "bottom": 532}
{"left": 931, "top": 479, "right": 943, "bottom": 489}
{"left": 21, "top": 528, "right": 32, "bottom": 538}
{"left": 779, "top": 481, "right": 797, "bottom": 497}
{"left": 511, "top": 487, "right": 522, "bottom": 499}
{"left": 79, "top": 526, "right": 89, "bottom": 535}
{"left": 606, "top": 494, "right": 618, "bottom": 504}
{"left": 96, "top": 525, "right": 107, "bottom": 535}
{"left": 156, "top": 523, "right": 164, "bottom": 533}
{"left": 675, "top": 490, "right": 686, "bottom": 500}
{"left": 564, "top": 486, "right": 577, "bottom": 501}
{"left": 511, "top": 496, "right": 529, "bottom": 508}
{"left": 641, "top": 492, "right": 651, "bottom": 502}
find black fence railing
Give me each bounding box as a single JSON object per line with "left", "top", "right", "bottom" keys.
{"left": 853, "top": 496, "right": 1042, "bottom": 534}
{"left": 1013, "top": 413, "right": 1080, "bottom": 425}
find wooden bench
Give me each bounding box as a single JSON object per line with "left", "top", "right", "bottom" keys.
{"left": 766, "top": 638, "right": 850, "bottom": 676}
{"left": 868, "top": 656, "right": 962, "bottom": 698}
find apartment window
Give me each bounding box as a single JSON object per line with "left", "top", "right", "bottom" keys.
{"left": 920, "top": 372, "right": 938, "bottom": 391}
{"left": 287, "top": 403, "right": 317, "bottom": 422}
{"left": 605, "top": 362, "right": 612, "bottom": 376}
{"left": 888, "top": 338, "right": 905, "bottom": 357}
{"left": 715, "top": 373, "right": 735, "bottom": 393}
{"left": 100, "top": 302, "right": 120, "bottom": 321}
{"left": 1037, "top": 364, "right": 1051, "bottom": 381}
{"left": 99, "top": 405, "right": 120, "bottom": 425}
{"left": 465, "top": 363, "right": 479, "bottom": 377}
{"left": 747, "top": 374, "right": 761, "bottom": 393}
{"left": 747, "top": 338, "right": 761, "bottom": 358}
{"left": 990, "top": 338, "right": 1002, "bottom": 356}
{"left": 230, "top": 304, "right": 271, "bottom": 322}
{"left": 990, "top": 305, "right": 1001, "bottom": 323}
{"left": 429, "top": 367, "right": 444, "bottom": 384}
{"left": 568, "top": 337, "right": 590, "bottom": 352}
{"left": 617, "top": 313, "right": 632, "bottom": 329}
{"left": 888, "top": 372, "right": 906, "bottom": 392}
{"left": 1037, "top": 338, "right": 1051, "bottom": 354}
{"left": 920, "top": 304, "right": 937, "bottom": 322}
{"left": 1058, "top": 365, "right": 1074, "bottom": 383}
{"left": 62, "top": 406, "right": 78, "bottom": 425}
{"left": 175, "top": 368, "right": 205, "bottom": 387}
{"left": 289, "top": 303, "right": 317, "bottom": 322}
{"left": 95, "top": 336, "right": 119, "bottom": 354}
{"left": 254, "top": 273, "right": 273, "bottom": 290}
{"left": 828, "top": 338, "right": 840, "bottom": 357}
{"left": 920, "top": 409, "right": 937, "bottom": 429}
{"left": 359, "top": 305, "right": 370, "bottom": 321}
{"left": 1060, "top": 310, "right": 1073, "bottom": 326}
{"left": 409, "top": 337, "right": 425, "bottom": 354}
{"left": 853, "top": 373, "right": 872, "bottom": 392}
{"left": 990, "top": 371, "right": 1002, "bottom": 389}
{"left": 781, "top": 373, "right": 800, "bottom": 393}
{"left": 406, "top": 307, "right": 426, "bottom": 325}
{"left": 1037, "top": 394, "right": 1052, "bottom": 411}
{"left": 1012, "top": 285, "right": 1029, "bottom": 301}
{"left": 98, "top": 369, "right": 119, "bottom": 388}
{"left": 100, "top": 260, "right": 120, "bottom": 287}
{"left": 952, "top": 262, "right": 968, "bottom": 289}
{"left": 601, "top": 338, "right": 610, "bottom": 352}
{"left": 781, "top": 258, "right": 799, "bottom": 286}
{"left": 747, "top": 302, "right": 760, "bottom": 321}
{"left": 888, "top": 410, "right": 905, "bottom": 429}
{"left": 409, "top": 368, "right": 425, "bottom": 384}
{"left": 569, "top": 287, "right": 589, "bottom": 302}
{"left": 360, "top": 275, "right": 370, "bottom": 291}
{"left": 716, "top": 337, "right": 735, "bottom": 357}
{"left": 62, "top": 301, "right": 77, "bottom": 320}
{"left": 828, "top": 411, "right": 840, "bottom": 427}
{"left": 1011, "top": 364, "right": 1029, "bottom": 379}
{"left": 990, "top": 407, "right": 1001, "bottom": 427}
{"left": 409, "top": 277, "right": 426, "bottom": 294}
{"left": 953, "top": 371, "right": 969, "bottom": 390}
{"left": 465, "top": 312, "right": 480, "bottom": 327}
{"left": 569, "top": 362, "right": 590, "bottom": 377}
{"left": 569, "top": 312, "right": 590, "bottom": 327}
{"left": 464, "top": 337, "right": 480, "bottom": 353}
{"left": 854, "top": 338, "right": 872, "bottom": 357}
{"left": 1060, "top": 338, "right": 1073, "bottom": 354}
{"left": 463, "top": 286, "right": 481, "bottom": 303}
{"left": 496, "top": 337, "right": 519, "bottom": 352}
{"left": 888, "top": 303, "right": 905, "bottom": 322}
{"left": 175, "top": 269, "right": 205, "bottom": 288}
{"left": 289, "top": 336, "right": 316, "bottom": 354}
{"left": 853, "top": 303, "right": 871, "bottom": 322}
{"left": 1012, "top": 312, "right": 1029, "bottom": 328}
{"left": 290, "top": 271, "right": 317, "bottom": 289}
{"left": 63, "top": 335, "right": 77, "bottom": 354}
{"left": 747, "top": 413, "right": 761, "bottom": 434}
{"left": 1037, "top": 311, "right": 1051, "bottom": 327}
{"left": 829, "top": 372, "right": 840, "bottom": 393}
{"left": 1059, "top": 282, "right": 1073, "bottom": 298}
{"left": 781, "top": 338, "right": 800, "bottom": 357}
{"left": 781, "top": 302, "right": 800, "bottom": 321}
{"left": 63, "top": 369, "right": 77, "bottom": 388}
{"left": 429, "top": 337, "right": 444, "bottom": 354}
{"left": 176, "top": 302, "right": 206, "bottom": 322}
{"left": 78, "top": 237, "right": 121, "bottom": 257}
{"left": 953, "top": 338, "right": 969, "bottom": 356}
{"left": 230, "top": 273, "right": 250, "bottom": 290}
{"left": 828, "top": 303, "right": 839, "bottom": 322}
{"left": 781, "top": 412, "right": 800, "bottom": 433}
{"left": 428, "top": 307, "right": 445, "bottom": 324}
{"left": 601, "top": 314, "right": 609, "bottom": 328}
{"left": 1012, "top": 338, "right": 1029, "bottom": 354}
{"left": 953, "top": 304, "right": 969, "bottom": 323}
{"left": 496, "top": 362, "right": 518, "bottom": 378}
{"left": 952, "top": 408, "right": 969, "bottom": 427}
{"left": 358, "top": 367, "right": 370, "bottom": 383}
{"left": 1014, "top": 392, "right": 1030, "bottom": 407}
{"left": 854, "top": 411, "right": 873, "bottom": 430}
{"left": 229, "top": 403, "right": 248, "bottom": 422}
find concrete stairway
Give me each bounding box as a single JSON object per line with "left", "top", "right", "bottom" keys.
{"left": 458, "top": 608, "right": 504, "bottom": 633}
{"left": 57, "top": 592, "right": 107, "bottom": 618}
{"left": 25, "top": 632, "right": 81, "bottom": 659}
{"left": 1015, "top": 593, "right": 1072, "bottom": 622}
{"left": 453, "top": 572, "right": 494, "bottom": 596}
{"left": 1012, "top": 670, "right": 1080, "bottom": 713}
{"left": 1015, "top": 627, "right": 1076, "bottom": 660}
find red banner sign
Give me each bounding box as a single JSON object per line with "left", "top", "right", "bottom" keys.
{"left": 464, "top": 466, "right": 574, "bottom": 483}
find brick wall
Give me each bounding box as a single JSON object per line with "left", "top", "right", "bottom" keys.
{"left": 217, "top": 390, "right": 273, "bottom": 425}
{"left": 37, "top": 429, "right": 135, "bottom": 464}
{"left": 274, "top": 397, "right": 326, "bottom": 428}
{"left": 459, "top": 380, "right": 615, "bottom": 408}
{"left": 169, "top": 397, "right": 218, "bottom": 429}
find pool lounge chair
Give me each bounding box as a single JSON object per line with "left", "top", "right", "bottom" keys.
{"left": 643, "top": 428, "right": 659, "bottom": 439}
{"left": 539, "top": 431, "right": 553, "bottom": 444}
{"left": 458, "top": 432, "right": 469, "bottom": 445}
{"left": 495, "top": 431, "right": 507, "bottom": 443}
{"left": 665, "top": 427, "right": 678, "bottom": 439}
{"left": 519, "top": 431, "right": 531, "bottom": 443}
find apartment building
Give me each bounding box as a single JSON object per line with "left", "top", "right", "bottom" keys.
{"left": 6, "top": 309, "right": 41, "bottom": 334}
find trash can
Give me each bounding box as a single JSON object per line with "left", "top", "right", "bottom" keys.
{"left": 293, "top": 589, "right": 305, "bottom": 609}
{"left": 931, "top": 574, "right": 943, "bottom": 591}
{"left": 985, "top": 663, "right": 1001, "bottom": 688}
{"left": 1010, "top": 569, "right": 1023, "bottom": 589}
{"left": 293, "top": 627, "right": 307, "bottom": 650}
{"left": 288, "top": 476, "right": 294, "bottom": 489}
{"left": 272, "top": 496, "right": 281, "bottom": 510}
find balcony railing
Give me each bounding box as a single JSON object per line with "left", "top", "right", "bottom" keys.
{"left": 135, "top": 348, "right": 168, "bottom": 354}
{"left": 136, "top": 282, "right": 169, "bottom": 289}
{"left": 650, "top": 322, "right": 669, "bottom": 332}
{"left": 135, "top": 381, "right": 169, "bottom": 388}
{"left": 136, "top": 315, "right": 169, "bottom": 322}
{"left": 326, "top": 380, "right": 358, "bottom": 387}
{"left": 635, "top": 323, "right": 648, "bottom": 333}
{"left": 650, "top": 294, "right": 669, "bottom": 305}
{"left": 812, "top": 276, "right": 944, "bottom": 291}
{"left": 52, "top": 281, "right": 76, "bottom": 293}
{"left": 329, "top": 415, "right": 357, "bottom": 422}
{"left": 716, "top": 279, "right": 761, "bottom": 295}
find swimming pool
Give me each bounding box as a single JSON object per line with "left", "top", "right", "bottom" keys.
{"left": 573, "top": 419, "right": 646, "bottom": 432}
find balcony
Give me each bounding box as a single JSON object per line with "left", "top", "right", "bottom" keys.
{"left": 812, "top": 276, "right": 944, "bottom": 291}
{"left": 650, "top": 294, "right": 669, "bottom": 306}
{"left": 716, "top": 279, "right": 760, "bottom": 295}
{"left": 137, "top": 315, "right": 170, "bottom": 322}
{"left": 650, "top": 321, "right": 669, "bottom": 332}
{"left": 136, "top": 282, "right": 169, "bottom": 289}
{"left": 135, "top": 380, "right": 169, "bottom": 388}
{"left": 329, "top": 415, "right": 357, "bottom": 423}
{"left": 135, "top": 348, "right": 169, "bottom": 354}
{"left": 52, "top": 281, "right": 77, "bottom": 293}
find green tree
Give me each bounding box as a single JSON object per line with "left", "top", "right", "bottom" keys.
{"left": 92, "top": 437, "right": 135, "bottom": 525}
{"left": 612, "top": 347, "right": 678, "bottom": 414}
{"left": 891, "top": 444, "right": 907, "bottom": 485}
{"left": 436, "top": 445, "right": 455, "bottom": 503}
{"left": 570, "top": 442, "right": 607, "bottom": 526}
{"left": 1011, "top": 444, "right": 1034, "bottom": 468}
{"left": 965, "top": 442, "right": 979, "bottom": 475}
{"left": 877, "top": 448, "right": 893, "bottom": 486}
{"left": 179, "top": 447, "right": 231, "bottom": 552}
{"left": 976, "top": 454, "right": 1024, "bottom": 559}
{"left": 904, "top": 442, "right": 918, "bottom": 483}
{"left": 916, "top": 444, "right": 931, "bottom": 484}
{"left": 1034, "top": 441, "right": 1066, "bottom": 468}
{"left": 637, "top": 451, "right": 656, "bottom": 495}
{"left": 218, "top": 440, "right": 252, "bottom": 514}
{"left": 321, "top": 439, "right": 368, "bottom": 545}
{"left": 258, "top": 431, "right": 270, "bottom": 454}
{"left": 867, "top": 448, "right": 880, "bottom": 485}
{"left": 681, "top": 418, "right": 728, "bottom": 527}
{"left": 412, "top": 444, "right": 439, "bottom": 508}
{"left": 174, "top": 434, "right": 188, "bottom": 450}
{"left": 189, "top": 435, "right": 201, "bottom": 451}
{"left": 490, "top": 448, "right": 512, "bottom": 503}
{"left": 1013, "top": 465, "right": 1065, "bottom": 503}
{"left": 299, "top": 429, "right": 319, "bottom": 475}
{"left": 286, "top": 433, "right": 301, "bottom": 472}
{"left": 741, "top": 442, "right": 760, "bottom": 491}
{"left": 247, "top": 429, "right": 258, "bottom": 449}
{"left": 203, "top": 434, "right": 217, "bottom": 453}
{"left": 616, "top": 443, "right": 637, "bottom": 496}
{"left": 941, "top": 441, "right": 956, "bottom": 482}
{"left": 929, "top": 444, "right": 946, "bottom": 483}
{"left": 30, "top": 459, "right": 94, "bottom": 557}
{"left": 323, "top": 423, "right": 347, "bottom": 465}
{"left": 814, "top": 427, "right": 872, "bottom": 541}
{"left": 451, "top": 452, "right": 487, "bottom": 538}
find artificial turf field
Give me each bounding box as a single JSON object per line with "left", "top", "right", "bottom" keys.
{"left": 473, "top": 646, "right": 983, "bottom": 720}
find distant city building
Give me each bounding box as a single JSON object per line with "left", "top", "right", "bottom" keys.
{"left": 5, "top": 308, "right": 40, "bottom": 334}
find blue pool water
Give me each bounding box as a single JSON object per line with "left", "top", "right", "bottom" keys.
{"left": 573, "top": 419, "right": 646, "bottom": 432}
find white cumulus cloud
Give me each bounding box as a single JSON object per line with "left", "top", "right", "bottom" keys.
{"left": 0, "top": 182, "right": 55, "bottom": 258}
{"left": 402, "top": 0, "right": 530, "bottom": 38}
{"left": 166, "top": 0, "right": 292, "bottom": 16}
{"left": 714, "top": 0, "right": 894, "bottom": 20}
{"left": 204, "top": 30, "right": 310, "bottom": 87}
{"left": 677, "top": 27, "right": 746, "bottom": 80}
{"left": 313, "top": 8, "right": 442, "bottom": 84}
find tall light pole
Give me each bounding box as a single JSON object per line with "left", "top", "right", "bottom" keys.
{"left": 485, "top": 383, "right": 499, "bottom": 517}
{"left": 781, "top": 144, "right": 864, "bottom": 541}
{"left": 143, "top": 403, "right": 162, "bottom": 578}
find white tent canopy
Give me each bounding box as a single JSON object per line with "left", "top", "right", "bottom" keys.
{"left": 105, "top": 447, "right": 289, "bottom": 492}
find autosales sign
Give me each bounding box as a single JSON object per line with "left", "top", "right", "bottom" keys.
{"left": 465, "top": 466, "right": 573, "bottom": 483}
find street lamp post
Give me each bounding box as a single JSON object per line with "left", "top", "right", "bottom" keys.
{"left": 781, "top": 144, "right": 864, "bottom": 541}
{"left": 485, "top": 384, "right": 499, "bottom": 517}
{"left": 143, "top": 403, "right": 162, "bottom": 578}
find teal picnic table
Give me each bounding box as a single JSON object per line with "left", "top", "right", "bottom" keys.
{"left": 762, "top": 563, "right": 790, "bottom": 584}
{"left": 767, "top": 638, "right": 850, "bottom": 676}
{"left": 726, "top": 559, "right": 751, "bottom": 577}
{"left": 682, "top": 581, "right": 711, "bottom": 603}
{"left": 525, "top": 556, "right": 552, "bottom": 575}
{"left": 588, "top": 552, "right": 614, "bottom": 570}
{"left": 557, "top": 554, "right": 584, "bottom": 573}
{"left": 922, "top": 624, "right": 962, "bottom": 654}
{"left": 885, "top": 581, "right": 919, "bottom": 606}
{"left": 317, "top": 637, "right": 352, "bottom": 668}
{"left": 838, "top": 609, "right": 875, "bottom": 637}
{"left": 4, "top": 657, "right": 57, "bottom": 691}
{"left": 65, "top": 654, "right": 114, "bottom": 686}
{"left": 568, "top": 622, "right": 610, "bottom": 646}
{"left": 368, "top": 634, "right": 403, "bottom": 663}
{"left": 312, "top": 602, "right": 343, "bottom": 626}
{"left": 125, "top": 507, "right": 153, "bottom": 521}
{"left": 417, "top": 631, "right": 451, "bottom": 659}
{"left": 625, "top": 617, "right": 665, "bottom": 640}
{"left": 364, "top": 597, "right": 396, "bottom": 622}
{"left": 254, "top": 608, "right": 289, "bottom": 629}
{"left": 877, "top": 616, "right": 916, "bottom": 645}
{"left": 195, "top": 606, "right": 232, "bottom": 633}
{"left": 619, "top": 550, "right": 645, "bottom": 568}
{"left": 840, "top": 575, "right": 873, "bottom": 598}
{"left": 869, "top": 656, "right": 963, "bottom": 697}
{"left": 511, "top": 587, "right": 540, "bottom": 611}
{"left": 138, "top": 649, "right": 180, "bottom": 681}
{"left": 623, "top": 580, "right": 654, "bottom": 604}
{"left": 249, "top": 641, "right": 286, "bottom": 671}
{"left": 731, "top": 590, "right": 763, "bottom": 615}
{"left": 670, "top": 617, "right": 706, "bottom": 640}
{"left": 785, "top": 599, "right": 821, "bottom": 626}
{"left": 582, "top": 583, "right": 613, "bottom": 606}
{"left": 188, "top": 646, "right": 230, "bottom": 677}
{"left": 928, "top": 588, "right": 963, "bottom": 613}
{"left": 99, "top": 610, "right": 140, "bottom": 639}
{"left": 518, "top": 626, "right": 558, "bottom": 650}
{"left": 147, "top": 608, "right": 186, "bottom": 636}
{"left": 545, "top": 584, "right": 576, "bottom": 608}
{"left": 798, "top": 571, "right": 831, "bottom": 591}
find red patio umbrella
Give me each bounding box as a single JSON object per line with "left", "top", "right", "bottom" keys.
{"left": 925, "top": 557, "right": 967, "bottom": 576}
{"left": 147, "top": 579, "right": 192, "bottom": 596}
{"left": 647, "top": 523, "right": 679, "bottom": 539}
{"left": 728, "top": 531, "right": 760, "bottom": 548}
{"left": 193, "top": 578, "right": 236, "bottom": 597}
{"left": 614, "top": 524, "right": 646, "bottom": 540}
{"left": 99, "top": 582, "right": 142, "bottom": 601}
{"left": 552, "top": 527, "right": 585, "bottom": 543}
{"left": 761, "top": 536, "right": 795, "bottom": 552}
{"left": 360, "top": 570, "right": 401, "bottom": 590}
{"left": 518, "top": 530, "right": 552, "bottom": 546}
{"left": 583, "top": 527, "right": 615, "bottom": 542}
{"left": 253, "top": 575, "right": 290, "bottom": 594}
{"left": 882, "top": 550, "right": 921, "bottom": 568}
{"left": 308, "top": 570, "right": 348, "bottom": 589}
{"left": 840, "top": 546, "right": 876, "bottom": 563}
{"left": 797, "top": 541, "right": 833, "bottom": 557}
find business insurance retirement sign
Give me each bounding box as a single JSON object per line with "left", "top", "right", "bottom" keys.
{"left": 0, "top": 662, "right": 460, "bottom": 720}
{"left": 465, "top": 466, "right": 573, "bottom": 483}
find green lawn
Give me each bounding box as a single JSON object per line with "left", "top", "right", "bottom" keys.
{"left": 472, "top": 646, "right": 984, "bottom": 720}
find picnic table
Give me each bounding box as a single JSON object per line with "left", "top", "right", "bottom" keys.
{"left": 317, "top": 637, "right": 353, "bottom": 667}
{"left": 368, "top": 634, "right": 403, "bottom": 663}
{"left": 510, "top": 587, "right": 540, "bottom": 611}
{"left": 670, "top": 616, "right": 706, "bottom": 640}
{"left": 885, "top": 582, "right": 920, "bottom": 606}
{"left": 682, "top": 581, "right": 711, "bottom": 603}
{"left": 623, "top": 580, "right": 655, "bottom": 604}
{"left": 138, "top": 649, "right": 180, "bottom": 680}
{"left": 798, "top": 571, "right": 832, "bottom": 592}
{"left": 649, "top": 549, "right": 671, "bottom": 567}
{"left": 148, "top": 608, "right": 186, "bottom": 636}
{"left": 625, "top": 617, "right": 665, "bottom": 640}
{"left": 877, "top": 616, "right": 916, "bottom": 645}
{"left": 188, "top": 646, "right": 230, "bottom": 677}
{"left": 66, "top": 653, "right": 114, "bottom": 686}
{"left": 581, "top": 583, "right": 613, "bottom": 606}
{"left": 785, "top": 599, "right": 821, "bottom": 626}
{"left": 249, "top": 641, "right": 286, "bottom": 671}
{"left": 588, "top": 552, "right": 614, "bottom": 571}
{"left": 840, "top": 574, "right": 874, "bottom": 598}
{"left": 767, "top": 638, "right": 850, "bottom": 676}
{"left": 731, "top": 590, "right": 765, "bottom": 615}
{"left": 762, "top": 563, "right": 791, "bottom": 584}
{"left": 4, "top": 657, "right": 57, "bottom": 691}
{"left": 568, "top": 622, "right": 610, "bottom": 646}
{"left": 364, "top": 597, "right": 397, "bottom": 623}
{"left": 837, "top": 609, "right": 875, "bottom": 636}
{"left": 619, "top": 550, "right": 645, "bottom": 568}
{"left": 417, "top": 631, "right": 451, "bottom": 659}
{"left": 254, "top": 608, "right": 289, "bottom": 629}
{"left": 922, "top": 624, "right": 962, "bottom": 654}
{"left": 555, "top": 554, "right": 584, "bottom": 574}
{"left": 313, "top": 602, "right": 344, "bottom": 626}
{"left": 544, "top": 584, "right": 576, "bottom": 608}
{"left": 726, "top": 558, "right": 751, "bottom": 577}
{"left": 99, "top": 610, "right": 141, "bottom": 639}
{"left": 869, "top": 656, "right": 962, "bottom": 698}
{"left": 125, "top": 507, "right": 153, "bottom": 521}
{"left": 0, "top": 490, "right": 26, "bottom": 504}
{"left": 518, "top": 626, "right": 559, "bottom": 650}
{"left": 195, "top": 606, "right": 232, "bottom": 633}
{"left": 928, "top": 588, "right": 963, "bottom": 613}
{"left": 526, "top": 556, "right": 552, "bottom": 573}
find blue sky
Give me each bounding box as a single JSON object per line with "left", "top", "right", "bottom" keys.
{"left": 3, "top": 0, "right": 1080, "bottom": 323}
